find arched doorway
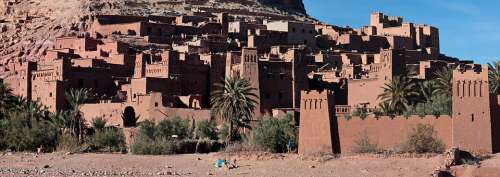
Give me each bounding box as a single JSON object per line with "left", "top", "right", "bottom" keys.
{"left": 123, "top": 106, "right": 137, "bottom": 127}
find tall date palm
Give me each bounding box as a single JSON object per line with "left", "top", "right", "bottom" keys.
{"left": 378, "top": 75, "right": 418, "bottom": 114}
{"left": 488, "top": 61, "right": 500, "bottom": 94}
{"left": 65, "top": 88, "right": 93, "bottom": 142}
{"left": 433, "top": 66, "right": 453, "bottom": 98}
{"left": 211, "top": 77, "right": 258, "bottom": 143}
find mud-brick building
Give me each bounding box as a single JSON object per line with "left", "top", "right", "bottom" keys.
{"left": 299, "top": 65, "right": 500, "bottom": 154}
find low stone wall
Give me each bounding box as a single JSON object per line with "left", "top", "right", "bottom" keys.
{"left": 336, "top": 115, "right": 453, "bottom": 153}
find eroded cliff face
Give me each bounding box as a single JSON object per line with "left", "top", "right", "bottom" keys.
{"left": 260, "top": 0, "right": 306, "bottom": 14}
{"left": 0, "top": 0, "right": 309, "bottom": 69}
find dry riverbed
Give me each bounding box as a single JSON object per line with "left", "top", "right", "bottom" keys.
{"left": 1, "top": 152, "right": 499, "bottom": 177}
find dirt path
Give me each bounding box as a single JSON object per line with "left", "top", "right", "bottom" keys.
{"left": 0, "top": 152, "right": 452, "bottom": 177}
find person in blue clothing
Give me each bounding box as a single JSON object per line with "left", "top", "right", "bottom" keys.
{"left": 287, "top": 139, "right": 296, "bottom": 153}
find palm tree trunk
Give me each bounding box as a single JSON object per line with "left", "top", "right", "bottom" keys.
{"left": 79, "top": 119, "right": 83, "bottom": 143}
{"left": 227, "top": 121, "right": 234, "bottom": 145}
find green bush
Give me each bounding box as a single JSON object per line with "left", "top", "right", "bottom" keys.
{"left": 251, "top": 116, "right": 297, "bottom": 153}
{"left": 218, "top": 123, "right": 243, "bottom": 142}
{"left": 1, "top": 111, "right": 58, "bottom": 152}
{"left": 155, "top": 117, "right": 189, "bottom": 139}
{"left": 0, "top": 119, "right": 7, "bottom": 150}
{"left": 131, "top": 118, "right": 220, "bottom": 155}
{"left": 400, "top": 123, "right": 445, "bottom": 153}
{"left": 132, "top": 135, "right": 177, "bottom": 155}
{"left": 352, "top": 107, "right": 368, "bottom": 119}
{"left": 194, "top": 139, "right": 223, "bottom": 153}
{"left": 0, "top": 84, "right": 61, "bottom": 152}
{"left": 91, "top": 117, "right": 107, "bottom": 131}
{"left": 402, "top": 111, "right": 411, "bottom": 118}
{"left": 89, "top": 127, "right": 126, "bottom": 152}
{"left": 131, "top": 137, "right": 221, "bottom": 155}
{"left": 352, "top": 132, "right": 379, "bottom": 154}
{"left": 195, "top": 120, "right": 218, "bottom": 140}
{"left": 343, "top": 113, "right": 352, "bottom": 120}
{"left": 373, "top": 110, "right": 383, "bottom": 118}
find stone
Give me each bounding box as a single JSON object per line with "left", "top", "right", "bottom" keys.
{"left": 443, "top": 148, "right": 478, "bottom": 167}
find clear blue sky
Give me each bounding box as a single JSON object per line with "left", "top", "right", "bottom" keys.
{"left": 303, "top": 0, "right": 499, "bottom": 64}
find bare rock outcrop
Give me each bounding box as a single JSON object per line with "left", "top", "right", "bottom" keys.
{"left": 259, "top": 0, "right": 306, "bottom": 13}
{"left": 0, "top": 0, "right": 309, "bottom": 69}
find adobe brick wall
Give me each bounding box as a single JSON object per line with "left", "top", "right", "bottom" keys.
{"left": 336, "top": 115, "right": 453, "bottom": 153}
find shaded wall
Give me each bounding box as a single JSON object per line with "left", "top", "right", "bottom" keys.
{"left": 298, "top": 90, "right": 336, "bottom": 154}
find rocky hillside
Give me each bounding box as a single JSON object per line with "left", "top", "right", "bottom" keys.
{"left": 0, "top": 0, "right": 309, "bottom": 67}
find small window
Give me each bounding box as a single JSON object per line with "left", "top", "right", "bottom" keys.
{"left": 267, "top": 73, "right": 273, "bottom": 79}
{"left": 280, "top": 73, "right": 285, "bottom": 80}
{"left": 471, "top": 114, "right": 475, "bottom": 122}
{"left": 292, "top": 28, "right": 296, "bottom": 33}
{"left": 49, "top": 92, "right": 53, "bottom": 97}
{"left": 155, "top": 102, "right": 159, "bottom": 107}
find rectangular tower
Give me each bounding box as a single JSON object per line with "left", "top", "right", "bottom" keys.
{"left": 452, "top": 65, "right": 495, "bottom": 153}
{"left": 298, "top": 90, "right": 337, "bottom": 154}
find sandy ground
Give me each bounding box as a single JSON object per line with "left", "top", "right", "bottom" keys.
{"left": 0, "top": 152, "right": 499, "bottom": 177}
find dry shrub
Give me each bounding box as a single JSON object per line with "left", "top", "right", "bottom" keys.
{"left": 300, "top": 150, "right": 338, "bottom": 162}
{"left": 352, "top": 132, "right": 379, "bottom": 154}
{"left": 224, "top": 141, "right": 264, "bottom": 153}
{"left": 400, "top": 123, "right": 445, "bottom": 153}
{"left": 57, "top": 133, "right": 81, "bottom": 153}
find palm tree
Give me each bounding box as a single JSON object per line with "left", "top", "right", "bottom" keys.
{"left": 378, "top": 75, "right": 418, "bottom": 115}
{"left": 418, "top": 81, "right": 434, "bottom": 103}
{"left": 23, "top": 100, "right": 46, "bottom": 120}
{"left": 433, "top": 66, "right": 453, "bottom": 98}
{"left": 210, "top": 77, "right": 258, "bottom": 143}
{"left": 0, "top": 82, "right": 16, "bottom": 118}
{"left": 488, "top": 61, "right": 500, "bottom": 94}
{"left": 65, "top": 88, "right": 93, "bottom": 142}
{"left": 91, "top": 117, "right": 107, "bottom": 132}
{"left": 66, "top": 88, "right": 92, "bottom": 112}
